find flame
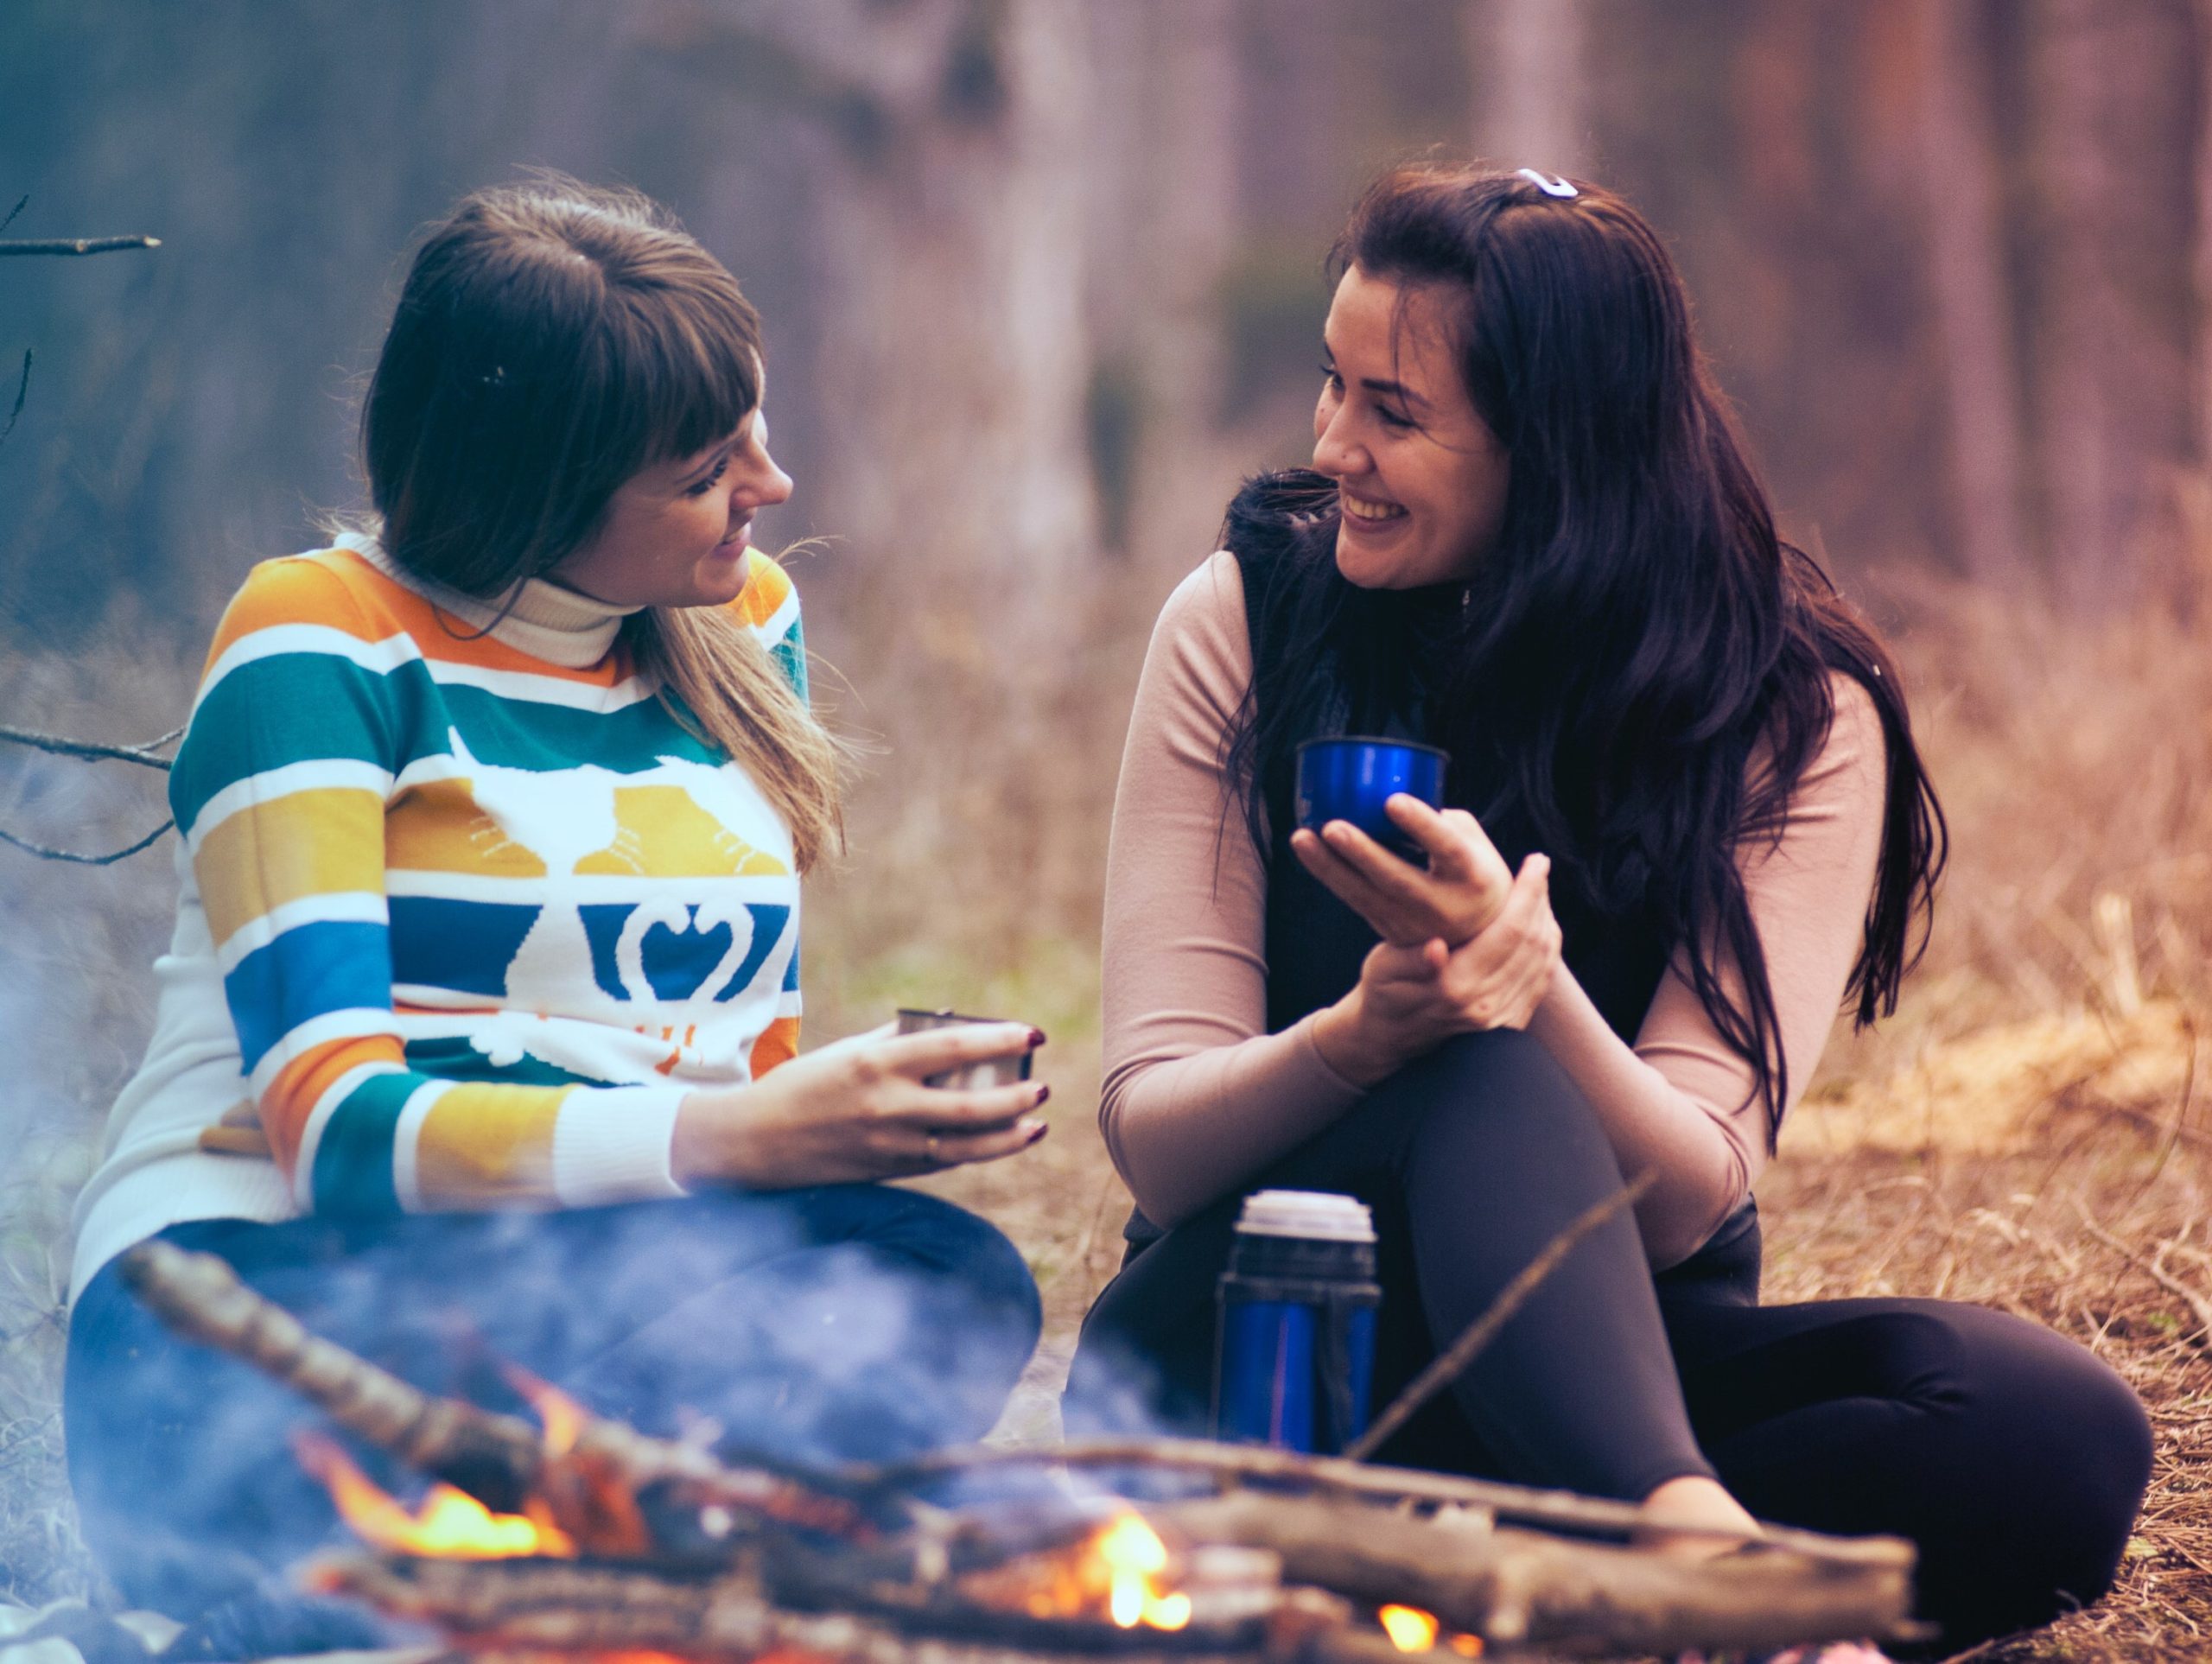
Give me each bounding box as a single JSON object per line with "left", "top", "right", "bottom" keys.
{"left": 296, "top": 1432, "right": 574, "bottom": 1559}
{"left": 1094, "top": 1511, "right": 1192, "bottom": 1632}
{"left": 504, "top": 1362, "right": 587, "bottom": 1456}
{"left": 1379, "top": 1605, "right": 1441, "bottom": 1652}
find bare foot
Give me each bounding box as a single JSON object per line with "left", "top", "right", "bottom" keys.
{"left": 1633, "top": 1474, "right": 1761, "bottom": 1558}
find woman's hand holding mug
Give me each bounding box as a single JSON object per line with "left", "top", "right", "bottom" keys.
{"left": 1313, "top": 853, "right": 1561, "bottom": 1087}
{"left": 672, "top": 1021, "right": 1048, "bottom": 1190}
{"left": 1290, "top": 794, "right": 1515, "bottom": 948}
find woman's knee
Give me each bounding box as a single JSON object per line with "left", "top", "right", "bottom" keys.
{"left": 1870, "top": 1301, "right": 2150, "bottom": 1635}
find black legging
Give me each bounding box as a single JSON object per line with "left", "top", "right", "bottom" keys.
{"left": 1067, "top": 1030, "right": 2152, "bottom": 1652}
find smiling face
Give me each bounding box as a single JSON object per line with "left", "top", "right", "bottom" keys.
{"left": 555, "top": 404, "right": 793, "bottom": 609}
{"left": 1313, "top": 264, "right": 1510, "bottom": 590}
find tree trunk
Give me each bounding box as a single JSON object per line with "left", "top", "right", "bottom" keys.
{"left": 1915, "top": 0, "right": 2036, "bottom": 590}
{"left": 2025, "top": 0, "right": 2202, "bottom": 610}
{"left": 1467, "top": 0, "right": 1590, "bottom": 177}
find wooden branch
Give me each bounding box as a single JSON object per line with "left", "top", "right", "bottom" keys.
{"left": 1153, "top": 1490, "right": 1915, "bottom": 1657}
{"left": 313, "top": 1554, "right": 1274, "bottom": 1664}
{"left": 118, "top": 1240, "right": 873, "bottom": 1552}
{"left": 0, "top": 722, "right": 185, "bottom": 864}
{"left": 0, "top": 721, "right": 181, "bottom": 768}
{"left": 121, "top": 1241, "right": 549, "bottom": 1504}
{"left": 854, "top": 1439, "right": 1912, "bottom": 1570}
{"left": 1344, "top": 1173, "right": 1654, "bottom": 1461}
{"left": 0, "top": 817, "right": 175, "bottom": 865}
{"left": 1, "top": 348, "right": 26, "bottom": 448}
{"left": 0, "top": 235, "right": 161, "bottom": 256}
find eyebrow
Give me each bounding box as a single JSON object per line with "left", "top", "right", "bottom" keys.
{"left": 1320, "top": 341, "right": 1430, "bottom": 410}
{"left": 674, "top": 433, "right": 741, "bottom": 486}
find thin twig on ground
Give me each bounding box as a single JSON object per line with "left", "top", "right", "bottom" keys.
{"left": 2078, "top": 1208, "right": 2212, "bottom": 1343}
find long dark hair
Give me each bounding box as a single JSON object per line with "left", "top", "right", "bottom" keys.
{"left": 1226, "top": 163, "right": 1945, "bottom": 1141}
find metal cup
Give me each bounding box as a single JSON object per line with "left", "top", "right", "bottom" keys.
{"left": 895, "top": 1007, "right": 1036, "bottom": 1089}
{"left": 1294, "top": 736, "right": 1448, "bottom": 861}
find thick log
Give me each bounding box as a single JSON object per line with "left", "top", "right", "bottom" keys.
{"left": 1154, "top": 1492, "right": 1916, "bottom": 1656}
{"left": 855, "top": 1440, "right": 1913, "bottom": 1571}
{"left": 315, "top": 1555, "right": 1277, "bottom": 1664}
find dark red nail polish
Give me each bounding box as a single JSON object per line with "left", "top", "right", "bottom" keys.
{"left": 1027, "top": 1121, "right": 1050, "bottom": 1144}
{"left": 1029, "top": 1028, "right": 1047, "bottom": 1048}
{"left": 1033, "top": 1083, "right": 1052, "bottom": 1107}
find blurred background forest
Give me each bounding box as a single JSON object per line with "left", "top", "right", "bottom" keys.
{"left": 7, "top": 2, "right": 2212, "bottom": 1651}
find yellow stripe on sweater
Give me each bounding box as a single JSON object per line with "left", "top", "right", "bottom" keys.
{"left": 413, "top": 1083, "right": 571, "bottom": 1205}
{"left": 198, "top": 786, "right": 387, "bottom": 949}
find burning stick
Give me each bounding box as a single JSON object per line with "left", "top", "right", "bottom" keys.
{"left": 316, "top": 1553, "right": 1350, "bottom": 1664}
{"left": 118, "top": 1240, "right": 873, "bottom": 1554}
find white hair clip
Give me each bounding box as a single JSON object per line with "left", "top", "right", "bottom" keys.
{"left": 1515, "top": 168, "right": 1579, "bottom": 198}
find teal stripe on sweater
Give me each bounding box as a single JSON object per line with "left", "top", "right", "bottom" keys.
{"left": 174, "top": 654, "right": 728, "bottom": 832}
{"left": 310, "top": 1071, "right": 419, "bottom": 1216}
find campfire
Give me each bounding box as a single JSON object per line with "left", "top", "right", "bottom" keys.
{"left": 120, "top": 1242, "right": 1920, "bottom": 1661}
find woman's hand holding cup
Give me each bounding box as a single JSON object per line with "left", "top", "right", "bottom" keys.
{"left": 1290, "top": 794, "right": 1516, "bottom": 948}
{"left": 672, "top": 1021, "right": 1048, "bottom": 1191}
{"left": 1313, "top": 853, "right": 1561, "bottom": 1087}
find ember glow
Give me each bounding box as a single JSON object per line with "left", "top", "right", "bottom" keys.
{"left": 1096, "top": 1511, "right": 1194, "bottom": 1631}
{"left": 295, "top": 1432, "right": 575, "bottom": 1559}
{"left": 1378, "top": 1604, "right": 1440, "bottom": 1651}
{"left": 504, "top": 1363, "right": 586, "bottom": 1456}
{"left": 987, "top": 1508, "right": 1198, "bottom": 1631}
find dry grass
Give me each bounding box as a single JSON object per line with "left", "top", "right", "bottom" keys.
{"left": 5, "top": 543, "right": 2212, "bottom": 1661}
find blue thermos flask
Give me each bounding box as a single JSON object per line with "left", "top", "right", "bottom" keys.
{"left": 1213, "top": 1190, "right": 1382, "bottom": 1453}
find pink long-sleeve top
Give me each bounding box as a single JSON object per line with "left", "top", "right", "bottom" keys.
{"left": 1099, "top": 551, "right": 1889, "bottom": 1268}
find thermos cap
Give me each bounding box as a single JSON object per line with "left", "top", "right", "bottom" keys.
{"left": 1235, "top": 1190, "right": 1376, "bottom": 1243}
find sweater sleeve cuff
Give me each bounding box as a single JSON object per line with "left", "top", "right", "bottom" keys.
{"left": 551, "top": 1085, "right": 691, "bottom": 1205}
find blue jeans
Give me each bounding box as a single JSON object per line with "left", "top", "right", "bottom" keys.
{"left": 67, "top": 1186, "right": 1039, "bottom": 1621}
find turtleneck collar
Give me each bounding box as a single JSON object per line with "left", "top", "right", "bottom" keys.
{"left": 338, "top": 532, "right": 644, "bottom": 670}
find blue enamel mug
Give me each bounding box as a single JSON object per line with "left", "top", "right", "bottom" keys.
{"left": 1294, "top": 736, "right": 1449, "bottom": 860}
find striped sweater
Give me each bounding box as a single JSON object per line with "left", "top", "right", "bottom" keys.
{"left": 71, "top": 537, "right": 807, "bottom": 1290}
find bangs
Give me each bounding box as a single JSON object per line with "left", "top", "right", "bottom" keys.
{"left": 613, "top": 281, "right": 763, "bottom": 470}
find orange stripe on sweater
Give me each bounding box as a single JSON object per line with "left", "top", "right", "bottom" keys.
{"left": 317, "top": 549, "right": 634, "bottom": 683}
{"left": 263, "top": 1034, "right": 406, "bottom": 1177}
{"left": 749, "top": 1015, "right": 799, "bottom": 1079}
{"left": 202, "top": 554, "right": 389, "bottom": 670}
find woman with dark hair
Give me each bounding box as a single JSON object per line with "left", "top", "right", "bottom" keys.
{"left": 65, "top": 178, "right": 1046, "bottom": 1638}
{"left": 1067, "top": 163, "right": 2150, "bottom": 1652}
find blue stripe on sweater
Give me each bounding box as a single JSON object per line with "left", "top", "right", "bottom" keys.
{"left": 223, "top": 920, "right": 392, "bottom": 1073}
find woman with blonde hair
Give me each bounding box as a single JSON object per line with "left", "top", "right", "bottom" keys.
{"left": 65, "top": 178, "right": 1046, "bottom": 1636}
